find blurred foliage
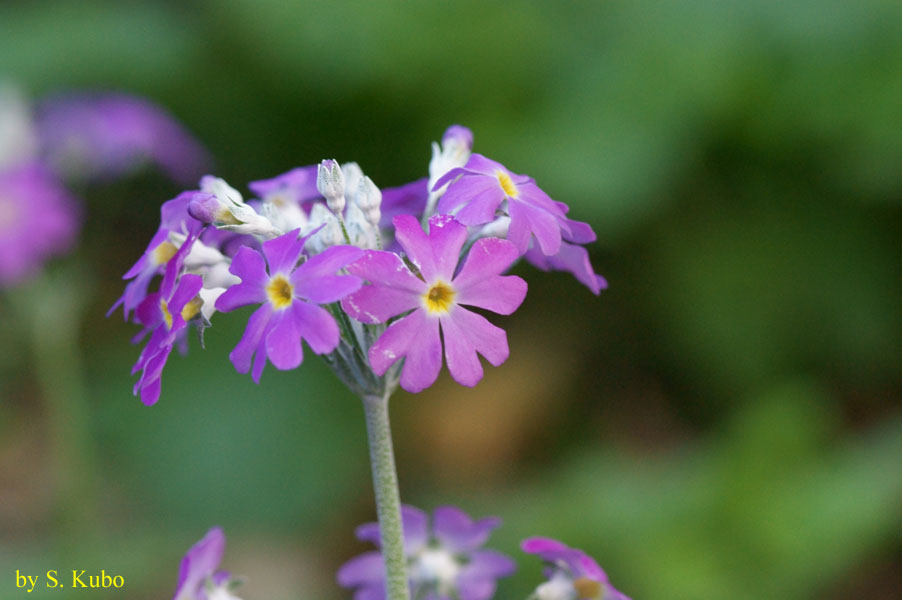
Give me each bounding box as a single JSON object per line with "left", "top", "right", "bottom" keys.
{"left": 1, "top": 1, "right": 900, "bottom": 599}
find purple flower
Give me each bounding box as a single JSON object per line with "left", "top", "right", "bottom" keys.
{"left": 342, "top": 214, "right": 526, "bottom": 393}
{"left": 173, "top": 527, "right": 242, "bottom": 600}
{"left": 338, "top": 505, "right": 516, "bottom": 600}
{"left": 131, "top": 232, "right": 204, "bottom": 405}
{"left": 522, "top": 537, "right": 630, "bottom": 600}
{"left": 215, "top": 230, "right": 363, "bottom": 382}
{"left": 248, "top": 165, "right": 321, "bottom": 206}
{"left": 109, "top": 191, "right": 203, "bottom": 319}
{"left": 0, "top": 162, "right": 79, "bottom": 287}
{"left": 37, "top": 93, "right": 210, "bottom": 184}
{"left": 433, "top": 153, "right": 572, "bottom": 256}
{"left": 379, "top": 178, "right": 428, "bottom": 231}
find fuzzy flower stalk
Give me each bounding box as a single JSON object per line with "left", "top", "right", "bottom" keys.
{"left": 110, "top": 126, "right": 606, "bottom": 600}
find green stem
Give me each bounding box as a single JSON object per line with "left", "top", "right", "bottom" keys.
{"left": 362, "top": 391, "right": 410, "bottom": 600}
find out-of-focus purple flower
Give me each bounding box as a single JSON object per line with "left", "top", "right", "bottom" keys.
{"left": 131, "top": 232, "right": 204, "bottom": 406}
{"left": 173, "top": 527, "right": 242, "bottom": 600}
{"left": 0, "top": 162, "right": 79, "bottom": 287}
{"left": 338, "top": 505, "right": 515, "bottom": 600}
{"left": 342, "top": 214, "right": 526, "bottom": 393}
{"left": 434, "top": 154, "right": 574, "bottom": 256}
{"left": 109, "top": 191, "right": 203, "bottom": 319}
{"left": 37, "top": 92, "right": 210, "bottom": 184}
{"left": 521, "top": 537, "right": 630, "bottom": 600}
{"left": 215, "top": 230, "right": 363, "bottom": 382}
{"left": 249, "top": 165, "right": 320, "bottom": 206}
{"left": 379, "top": 178, "right": 428, "bottom": 231}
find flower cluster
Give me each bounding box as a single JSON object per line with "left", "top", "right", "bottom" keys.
{"left": 0, "top": 82, "right": 208, "bottom": 287}
{"left": 112, "top": 124, "right": 606, "bottom": 403}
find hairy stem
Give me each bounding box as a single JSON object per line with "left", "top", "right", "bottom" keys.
{"left": 362, "top": 391, "right": 409, "bottom": 600}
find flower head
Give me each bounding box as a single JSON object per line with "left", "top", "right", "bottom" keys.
{"left": 215, "top": 230, "right": 363, "bottom": 382}
{"left": 0, "top": 162, "right": 79, "bottom": 287}
{"left": 338, "top": 505, "right": 515, "bottom": 600}
{"left": 342, "top": 214, "right": 527, "bottom": 393}
{"left": 173, "top": 527, "right": 243, "bottom": 600}
{"left": 522, "top": 538, "right": 629, "bottom": 600}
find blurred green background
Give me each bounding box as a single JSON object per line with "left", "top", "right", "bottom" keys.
{"left": 1, "top": 1, "right": 900, "bottom": 598}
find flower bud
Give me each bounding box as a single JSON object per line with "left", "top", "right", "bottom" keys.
{"left": 193, "top": 176, "right": 281, "bottom": 237}
{"left": 341, "top": 161, "right": 364, "bottom": 207}
{"left": 354, "top": 175, "right": 382, "bottom": 227}
{"left": 345, "top": 201, "right": 378, "bottom": 249}
{"left": 317, "top": 159, "right": 345, "bottom": 215}
{"left": 305, "top": 202, "right": 344, "bottom": 254}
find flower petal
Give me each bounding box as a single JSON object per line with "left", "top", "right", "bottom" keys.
{"left": 173, "top": 527, "right": 226, "bottom": 600}
{"left": 216, "top": 247, "right": 268, "bottom": 312}
{"left": 293, "top": 301, "right": 340, "bottom": 355}
{"left": 433, "top": 506, "right": 501, "bottom": 553}
{"left": 265, "top": 308, "right": 303, "bottom": 370}
{"left": 342, "top": 282, "right": 420, "bottom": 324}
{"left": 261, "top": 229, "right": 304, "bottom": 275}
{"left": 346, "top": 250, "right": 425, "bottom": 292}
{"left": 454, "top": 238, "right": 527, "bottom": 314}
{"left": 368, "top": 309, "right": 442, "bottom": 393}
{"left": 293, "top": 244, "right": 363, "bottom": 281}
{"left": 525, "top": 241, "right": 607, "bottom": 295}
{"left": 336, "top": 551, "right": 385, "bottom": 587}
{"left": 441, "top": 307, "right": 509, "bottom": 387}
{"left": 507, "top": 196, "right": 562, "bottom": 255}
{"left": 228, "top": 304, "right": 273, "bottom": 376}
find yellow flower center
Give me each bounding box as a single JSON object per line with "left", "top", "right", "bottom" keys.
{"left": 422, "top": 280, "right": 456, "bottom": 315}
{"left": 496, "top": 170, "right": 518, "bottom": 198}
{"left": 266, "top": 275, "right": 294, "bottom": 309}
{"left": 151, "top": 241, "right": 178, "bottom": 265}
{"left": 573, "top": 577, "right": 602, "bottom": 599}
{"left": 159, "top": 298, "right": 173, "bottom": 330}
{"left": 181, "top": 297, "right": 203, "bottom": 322}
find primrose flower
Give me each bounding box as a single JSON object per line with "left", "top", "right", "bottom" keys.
{"left": 173, "top": 527, "right": 243, "bottom": 600}
{"left": 342, "top": 214, "right": 526, "bottom": 393}
{"left": 0, "top": 162, "right": 79, "bottom": 287}
{"left": 37, "top": 92, "right": 209, "bottom": 184}
{"left": 435, "top": 153, "right": 576, "bottom": 256}
{"left": 215, "top": 230, "right": 363, "bottom": 382}
{"left": 188, "top": 176, "right": 280, "bottom": 238}
{"left": 131, "top": 233, "right": 204, "bottom": 405}
{"left": 522, "top": 538, "right": 629, "bottom": 600}
{"left": 338, "top": 505, "right": 515, "bottom": 600}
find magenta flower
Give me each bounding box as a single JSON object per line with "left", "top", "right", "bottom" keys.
{"left": 131, "top": 232, "right": 204, "bottom": 405}
{"left": 342, "top": 214, "right": 527, "bottom": 393}
{"left": 173, "top": 527, "right": 242, "bottom": 600}
{"left": 433, "top": 153, "right": 573, "bottom": 256}
{"left": 522, "top": 537, "right": 630, "bottom": 600}
{"left": 379, "top": 178, "right": 428, "bottom": 231}
{"left": 0, "top": 162, "right": 79, "bottom": 287}
{"left": 37, "top": 93, "right": 210, "bottom": 185}
{"left": 215, "top": 230, "right": 363, "bottom": 382}
{"left": 338, "top": 505, "right": 515, "bottom": 600}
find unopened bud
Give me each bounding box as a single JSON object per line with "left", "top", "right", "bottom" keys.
{"left": 305, "top": 203, "right": 344, "bottom": 254}
{"left": 345, "top": 202, "right": 378, "bottom": 249}
{"left": 341, "top": 162, "right": 364, "bottom": 206}
{"left": 317, "top": 159, "right": 345, "bottom": 214}
{"left": 194, "top": 176, "right": 280, "bottom": 237}
{"left": 354, "top": 175, "right": 382, "bottom": 227}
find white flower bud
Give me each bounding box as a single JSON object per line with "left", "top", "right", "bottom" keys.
{"left": 345, "top": 201, "right": 378, "bottom": 249}
{"left": 316, "top": 159, "right": 345, "bottom": 215}
{"left": 341, "top": 161, "right": 365, "bottom": 207}
{"left": 193, "top": 176, "right": 280, "bottom": 238}
{"left": 354, "top": 175, "right": 382, "bottom": 227}
{"left": 305, "top": 202, "right": 345, "bottom": 254}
